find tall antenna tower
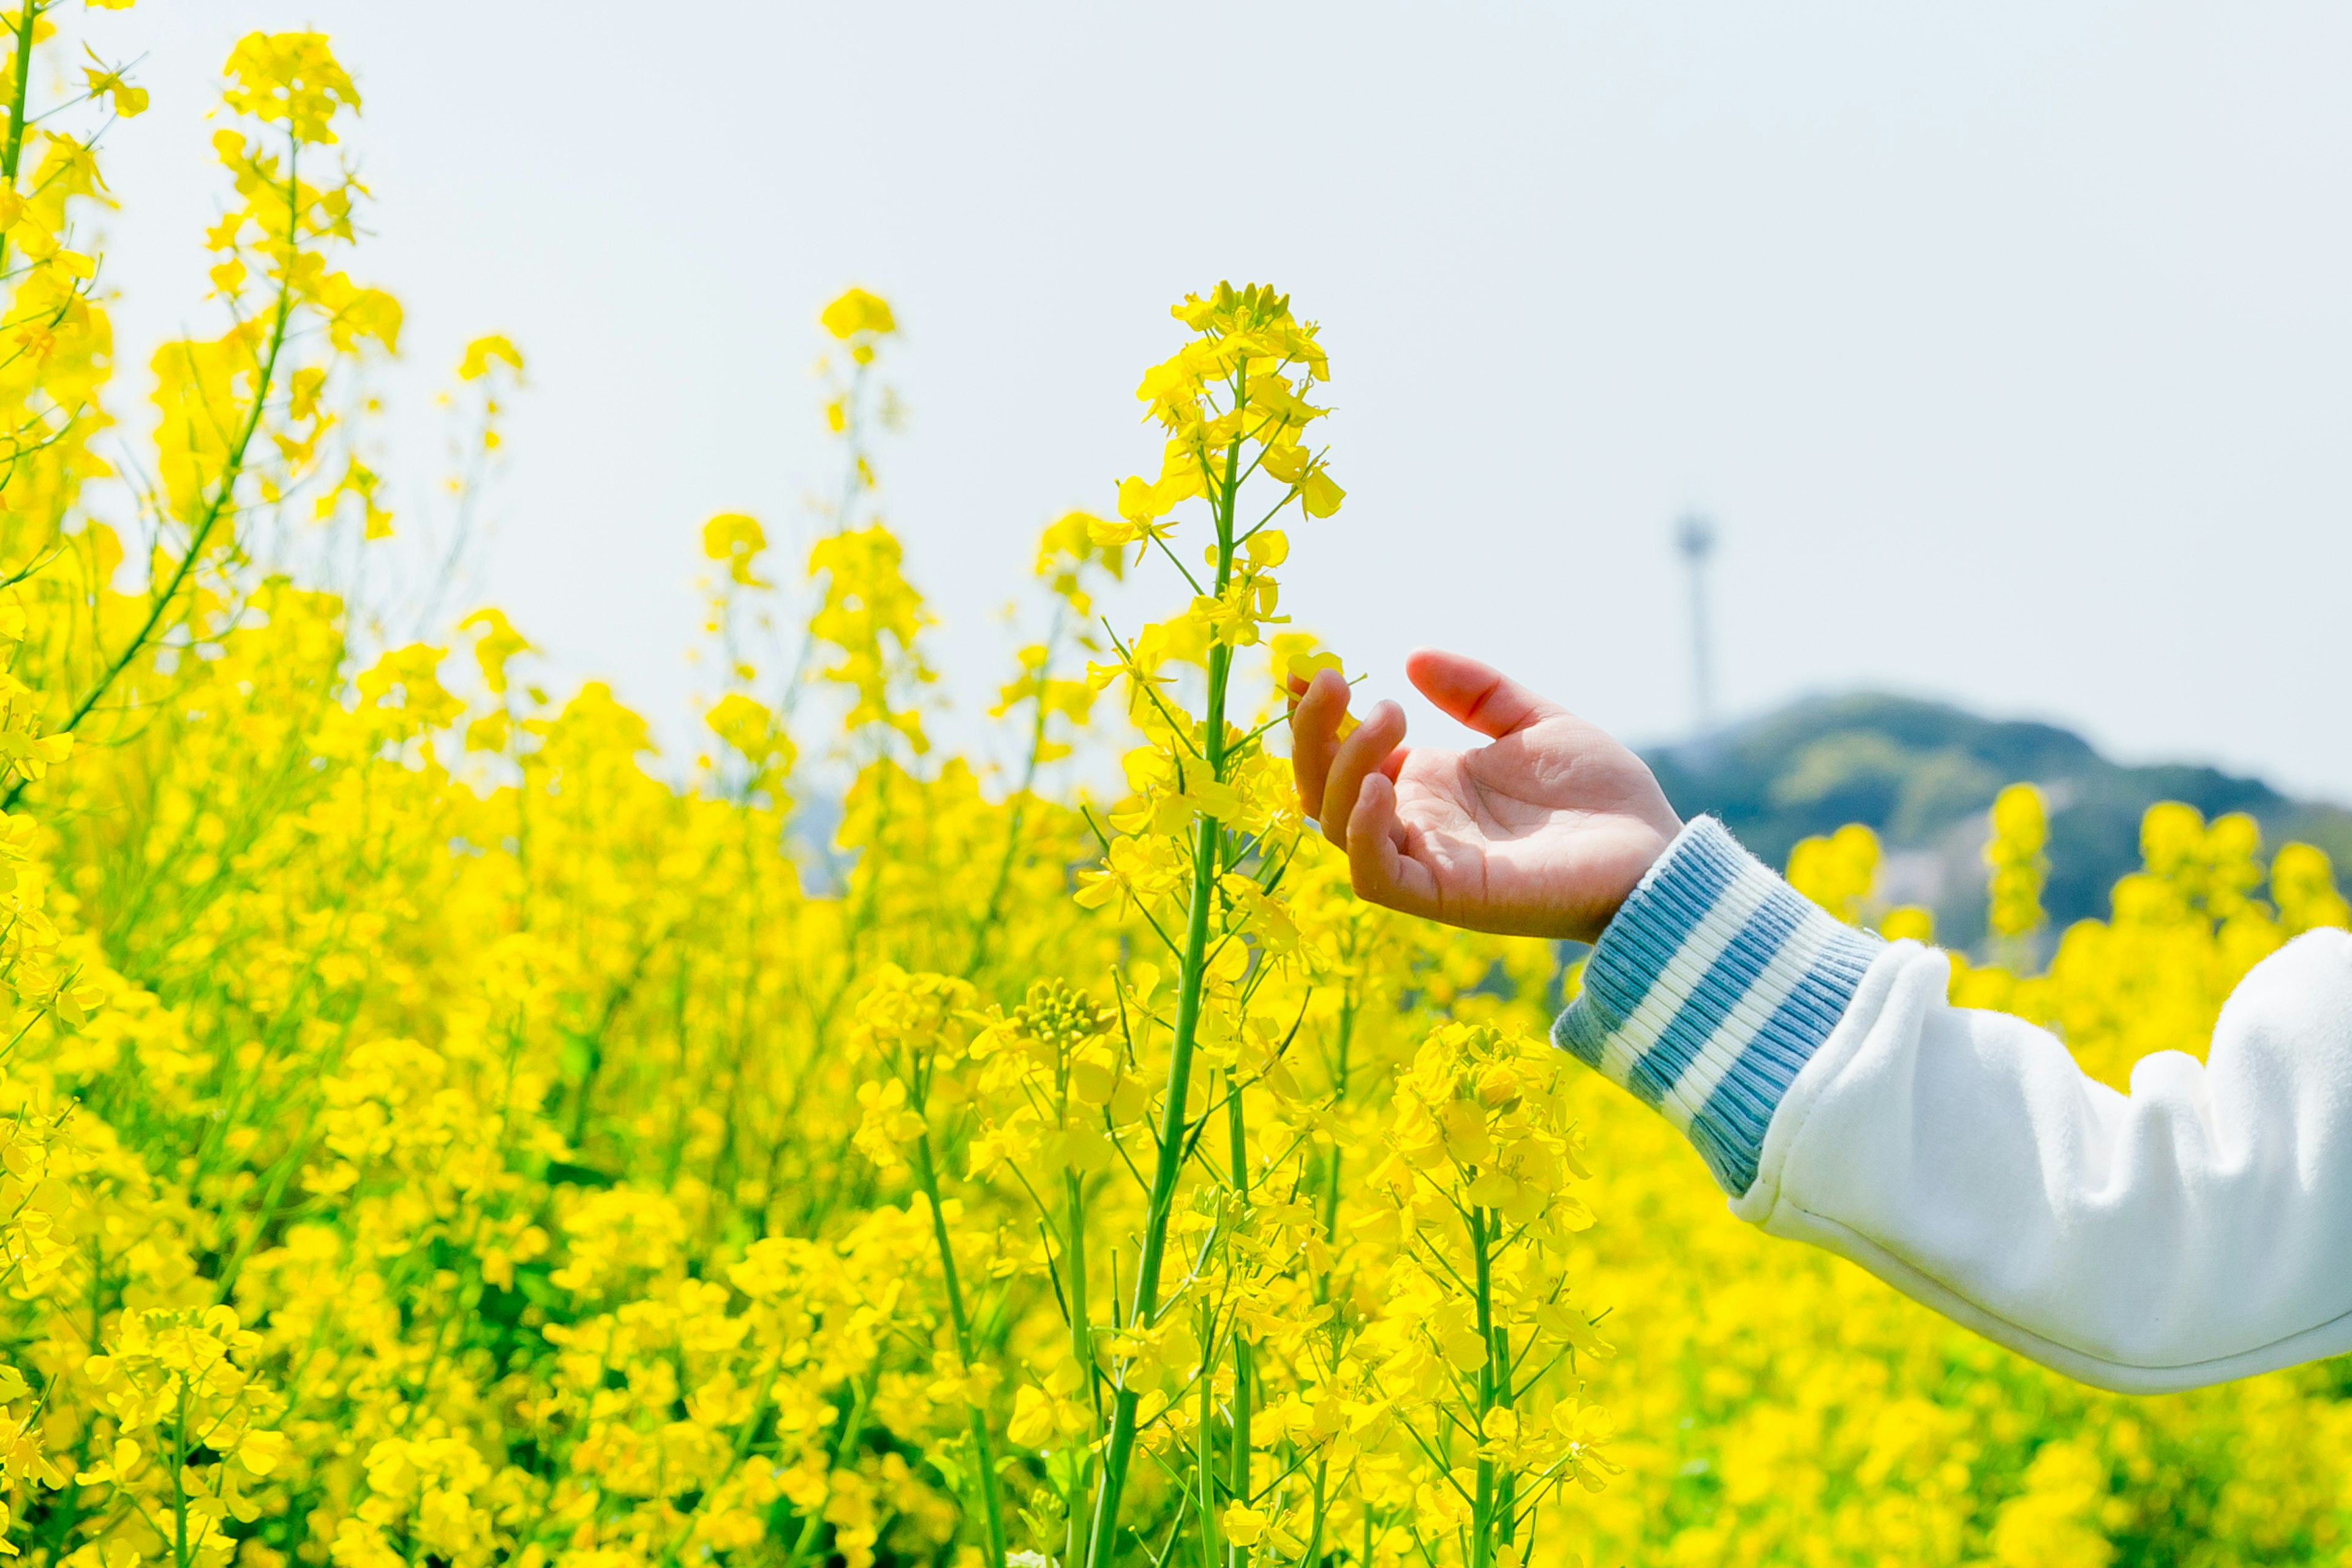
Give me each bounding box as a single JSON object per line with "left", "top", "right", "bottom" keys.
{"left": 1675, "top": 513, "right": 1718, "bottom": 734}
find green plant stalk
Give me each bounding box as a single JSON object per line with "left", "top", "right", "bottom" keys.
{"left": 1197, "top": 1297, "right": 1220, "bottom": 1568}
{"left": 1226, "top": 1069, "right": 1253, "bottom": 1568}
{"left": 0, "top": 1, "right": 38, "bottom": 281}
{"left": 1316, "top": 994, "right": 1358, "bottom": 1308}
{"left": 7, "top": 146, "right": 300, "bottom": 811}
{"left": 1082, "top": 429, "right": 1243, "bottom": 1568}
{"left": 1321, "top": 994, "right": 1357, "bottom": 1238}
{"left": 1308, "top": 972, "right": 1359, "bottom": 1568}
{"left": 1064, "top": 1167, "right": 1096, "bottom": 1568}
{"left": 1468, "top": 1205, "right": 1514, "bottom": 1568}
{"left": 1298, "top": 1456, "right": 1328, "bottom": 1568}
{"left": 911, "top": 1124, "right": 1011, "bottom": 1568}
{"left": 171, "top": 1378, "right": 190, "bottom": 1568}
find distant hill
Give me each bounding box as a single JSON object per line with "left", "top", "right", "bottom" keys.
{"left": 1643, "top": 694, "right": 2352, "bottom": 949}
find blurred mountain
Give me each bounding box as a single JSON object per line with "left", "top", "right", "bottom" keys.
{"left": 1643, "top": 694, "right": 2352, "bottom": 946}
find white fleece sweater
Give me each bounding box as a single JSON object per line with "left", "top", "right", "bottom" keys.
{"left": 1553, "top": 816, "right": 2352, "bottom": 1394}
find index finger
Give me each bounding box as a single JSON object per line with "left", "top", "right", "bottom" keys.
{"left": 1289, "top": 667, "right": 1351, "bottom": 818}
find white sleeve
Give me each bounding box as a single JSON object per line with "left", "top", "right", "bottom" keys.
{"left": 1740, "top": 925, "right": 2352, "bottom": 1393}
{"left": 1557, "top": 816, "right": 2352, "bottom": 1394}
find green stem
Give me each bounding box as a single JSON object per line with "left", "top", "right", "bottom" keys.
{"left": 1226, "top": 1069, "right": 1252, "bottom": 1568}
{"left": 1316, "top": 995, "right": 1358, "bottom": 1307}
{"left": 0, "top": 2, "right": 36, "bottom": 198}
{"left": 6, "top": 144, "right": 299, "bottom": 812}
{"left": 1197, "top": 1298, "right": 1219, "bottom": 1568}
{"left": 912, "top": 1125, "right": 1009, "bottom": 1568}
{"left": 0, "top": 0, "right": 36, "bottom": 293}
{"left": 1299, "top": 1457, "right": 1328, "bottom": 1568}
{"left": 1083, "top": 428, "right": 1243, "bottom": 1568}
{"left": 172, "top": 1379, "right": 190, "bottom": 1568}
{"left": 1063, "top": 1168, "right": 1096, "bottom": 1568}
{"left": 1468, "top": 1206, "right": 1508, "bottom": 1568}
{"left": 1085, "top": 792, "right": 1219, "bottom": 1566}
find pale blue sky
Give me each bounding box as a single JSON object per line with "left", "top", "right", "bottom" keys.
{"left": 75, "top": 2, "right": 2352, "bottom": 798}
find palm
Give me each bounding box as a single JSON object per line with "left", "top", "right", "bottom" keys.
{"left": 1291, "top": 652, "right": 1680, "bottom": 942}
{"left": 1387, "top": 718, "right": 1675, "bottom": 937}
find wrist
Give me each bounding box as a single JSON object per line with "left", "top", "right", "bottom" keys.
{"left": 1565, "top": 810, "right": 1683, "bottom": 944}
{"left": 1553, "top": 816, "right": 1885, "bottom": 1195}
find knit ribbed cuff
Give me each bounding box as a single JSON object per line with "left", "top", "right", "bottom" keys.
{"left": 1552, "top": 816, "right": 1885, "bottom": 1197}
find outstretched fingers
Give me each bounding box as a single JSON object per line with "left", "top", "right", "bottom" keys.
{"left": 1316, "top": 697, "right": 1407, "bottom": 850}
{"left": 1288, "top": 667, "right": 1351, "bottom": 818}
{"left": 1404, "top": 647, "right": 1564, "bottom": 739}
{"left": 1347, "top": 771, "right": 1440, "bottom": 918}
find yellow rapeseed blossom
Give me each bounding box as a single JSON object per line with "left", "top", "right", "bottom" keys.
{"left": 1986, "top": 782, "right": 2051, "bottom": 941}
{"left": 0, "top": 12, "right": 2339, "bottom": 1568}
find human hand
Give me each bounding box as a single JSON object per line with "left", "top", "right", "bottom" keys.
{"left": 1288, "top": 649, "right": 1683, "bottom": 943}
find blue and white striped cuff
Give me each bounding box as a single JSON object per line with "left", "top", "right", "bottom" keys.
{"left": 1553, "top": 816, "right": 1883, "bottom": 1197}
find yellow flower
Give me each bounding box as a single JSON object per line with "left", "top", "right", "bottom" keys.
{"left": 222, "top": 31, "right": 360, "bottom": 143}
{"left": 0, "top": 46, "right": 2312, "bottom": 1563}
{"left": 82, "top": 67, "right": 148, "bottom": 118}
{"left": 457, "top": 333, "right": 523, "bottom": 380}
{"left": 1988, "top": 782, "right": 2051, "bottom": 938}
{"left": 821, "top": 285, "right": 896, "bottom": 340}
{"left": 702, "top": 510, "right": 770, "bottom": 586}
{"left": 1219, "top": 1504, "right": 1268, "bottom": 1547}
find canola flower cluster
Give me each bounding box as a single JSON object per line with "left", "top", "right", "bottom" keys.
{"left": 0, "top": 12, "right": 2346, "bottom": 1568}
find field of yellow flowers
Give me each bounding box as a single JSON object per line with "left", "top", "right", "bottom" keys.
{"left": 1, "top": 13, "right": 2350, "bottom": 1568}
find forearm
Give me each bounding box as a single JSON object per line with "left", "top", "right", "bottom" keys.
{"left": 1559, "top": 818, "right": 2352, "bottom": 1393}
